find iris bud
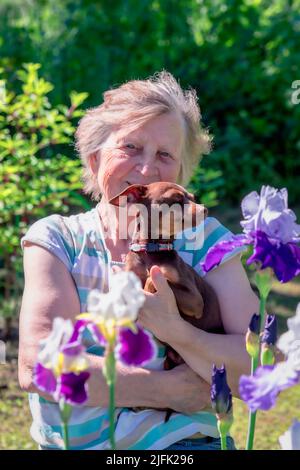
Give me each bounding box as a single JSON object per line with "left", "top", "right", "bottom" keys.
{"left": 261, "top": 314, "right": 277, "bottom": 366}
{"left": 246, "top": 314, "right": 261, "bottom": 359}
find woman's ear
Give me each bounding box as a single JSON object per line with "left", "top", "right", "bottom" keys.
{"left": 109, "top": 184, "right": 147, "bottom": 206}
{"left": 89, "top": 152, "right": 99, "bottom": 176}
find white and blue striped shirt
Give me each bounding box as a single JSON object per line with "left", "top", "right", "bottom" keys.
{"left": 21, "top": 205, "right": 244, "bottom": 450}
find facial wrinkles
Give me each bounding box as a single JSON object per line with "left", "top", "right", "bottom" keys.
{"left": 139, "top": 144, "right": 180, "bottom": 181}
{"left": 99, "top": 119, "right": 182, "bottom": 197}
{"left": 117, "top": 123, "right": 179, "bottom": 163}
{"left": 136, "top": 151, "right": 160, "bottom": 179}
{"left": 99, "top": 149, "right": 122, "bottom": 196}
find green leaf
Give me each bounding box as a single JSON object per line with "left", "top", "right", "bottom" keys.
{"left": 69, "top": 91, "right": 89, "bottom": 109}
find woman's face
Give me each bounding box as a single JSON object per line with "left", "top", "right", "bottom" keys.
{"left": 92, "top": 112, "right": 184, "bottom": 201}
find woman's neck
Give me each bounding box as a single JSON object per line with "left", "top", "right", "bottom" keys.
{"left": 97, "top": 197, "right": 137, "bottom": 244}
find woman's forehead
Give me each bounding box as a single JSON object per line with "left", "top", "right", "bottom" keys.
{"left": 114, "top": 114, "right": 184, "bottom": 152}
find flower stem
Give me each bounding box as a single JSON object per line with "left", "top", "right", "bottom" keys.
{"left": 251, "top": 355, "right": 259, "bottom": 375}
{"left": 217, "top": 417, "right": 232, "bottom": 451}
{"left": 220, "top": 433, "right": 227, "bottom": 450}
{"left": 259, "top": 295, "right": 267, "bottom": 334}
{"left": 246, "top": 354, "right": 258, "bottom": 450}
{"left": 105, "top": 348, "right": 116, "bottom": 450}
{"left": 62, "top": 420, "right": 70, "bottom": 450}
{"left": 246, "top": 408, "right": 257, "bottom": 450}
{"left": 109, "top": 379, "right": 116, "bottom": 450}
{"left": 245, "top": 286, "right": 269, "bottom": 450}
{"left": 59, "top": 401, "right": 72, "bottom": 450}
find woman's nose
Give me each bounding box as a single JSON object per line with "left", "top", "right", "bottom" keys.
{"left": 139, "top": 163, "right": 154, "bottom": 176}
{"left": 135, "top": 155, "right": 158, "bottom": 176}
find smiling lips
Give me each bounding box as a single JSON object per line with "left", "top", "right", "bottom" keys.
{"left": 126, "top": 181, "right": 158, "bottom": 186}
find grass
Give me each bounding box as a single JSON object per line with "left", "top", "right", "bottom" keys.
{"left": 0, "top": 357, "right": 36, "bottom": 450}
{"left": 232, "top": 387, "right": 300, "bottom": 450}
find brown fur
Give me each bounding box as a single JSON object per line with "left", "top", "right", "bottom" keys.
{"left": 109, "top": 182, "right": 224, "bottom": 415}
{"left": 124, "top": 250, "right": 224, "bottom": 370}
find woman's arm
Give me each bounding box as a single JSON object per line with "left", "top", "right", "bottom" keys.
{"left": 19, "top": 243, "right": 209, "bottom": 412}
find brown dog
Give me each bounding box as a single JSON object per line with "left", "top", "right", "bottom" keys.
{"left": 109, "top": 182, "right": 224, "bottom": 417}
{"left": 109, "top": 181, "right": 224, "bottom": 338}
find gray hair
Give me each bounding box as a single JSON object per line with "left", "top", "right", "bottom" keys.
{"left": 75, "top": 70, "right": 212, "bottom": 200}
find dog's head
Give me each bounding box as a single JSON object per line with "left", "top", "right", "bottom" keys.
{"left": 109, "top": 182, "right": 207, "bottom": 239}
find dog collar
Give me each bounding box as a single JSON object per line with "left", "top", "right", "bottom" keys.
{"left": 129, "top": 241, "right": 174, "bottom": 253}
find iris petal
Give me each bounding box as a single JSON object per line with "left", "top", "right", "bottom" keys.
{"left": 247, "top": 231, "right": 300, "bottom": 283}
{"left": 239, "top": 363, "right": 299, "bottom": 412}
{"left": 202, "top": 234, "right": 251, "bottom": 272}
{"left": 117, "top": 325, "right": 157, "bottom": 366}
{"left": 211, "top": 364, "right": 233, "bottom": 415}
{"left": 34, "top": 363, "right": 57, "bottom": 394}
{"left": 56, "top": 371, "right": 90, "bottom": 405}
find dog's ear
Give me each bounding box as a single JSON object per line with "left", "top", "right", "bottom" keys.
{"left": 109, "top": 184, "right": 148, "bottom": 206}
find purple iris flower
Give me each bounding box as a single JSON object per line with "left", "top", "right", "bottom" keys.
{"left": 247, "top": 231, "right": 300, "bottom": 283}
{"left": 57, "top": 371, "right": 90, "bottom": 405}
{"left": 74, "top": 317, "right": 156, "bottom": 368}
{"left": 211, "top": 364, "right": 233, "bottom": 415}
{"left": 239, "top": 362, "right": 300, "bottom": 412}
{"left": 34, "top": 363, "right": 57, "bottom": 394}
{"left": 117, "top": 325, "right": 157, "bottom": 366}
{"left": 201, "top": 186, "right": 300, "bottom": 283}
{"left": 34, "top": 358, "right": 90, "bottom": 406}
{"left": 72, "top": 318, "right": 106, "bottom": 347}
{"left": 201, "top": 234, "right": 251, "bottom": 273}
{"left": 61, "top": 341, "right": 84, "bottom": 357}
{"left": 34, "top": 317, "right": 91, "bottom": 406}
{"left": 261, "top": 315, "right": 277, "bottom": 346}
{"left": 68, "top": 319, "right": 89, "bottom": 343}
{"left": 240, "top": 186, "right": 300, "bottom": 244}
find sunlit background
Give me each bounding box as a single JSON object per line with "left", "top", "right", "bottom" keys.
{"left": 0, "top": 0, "right": 300, "bottom": 450}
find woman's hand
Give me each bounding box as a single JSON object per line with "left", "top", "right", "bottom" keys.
{"left": 137, "top": 265, "right": 184, "bottom": 344}
{"left": 164, "top": 363, "right": 211, "bottom": 414}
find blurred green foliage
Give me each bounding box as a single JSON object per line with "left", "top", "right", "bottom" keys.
{"left": 0, "top": 63, "right": 88, "bottom": 327}
{"left": 1, "top": 0, "right": 299, "bottom": 205}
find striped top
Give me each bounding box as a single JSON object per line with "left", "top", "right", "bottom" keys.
{"left": 21, "top": 205, "right": 244, "bottom": 450}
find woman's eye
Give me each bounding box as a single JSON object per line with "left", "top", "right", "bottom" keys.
{"left": 159, "top": 151, "right": 172, "bottom": 159}
{"left": 125, "top": 143, "right": 136, "bottom": 149}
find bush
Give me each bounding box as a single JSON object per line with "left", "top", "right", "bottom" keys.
{"left": 1, "top": 0, "right": 299, "bottom": 204}
{"left": 0, "top": 63, "right": 88, "bottom": 332}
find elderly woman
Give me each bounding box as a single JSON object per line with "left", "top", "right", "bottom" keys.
{"left": 18, "top": 71, "right": 259, "bottom": 450}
